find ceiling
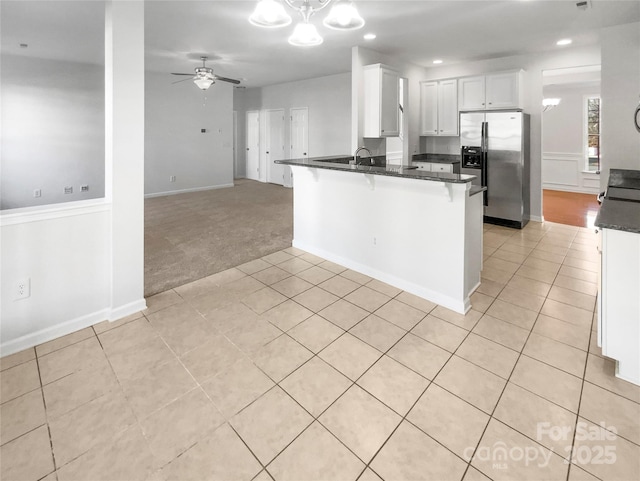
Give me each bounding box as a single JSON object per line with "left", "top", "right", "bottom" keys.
{"left": 2, "top": 0, "right": 639, "bottom": 88}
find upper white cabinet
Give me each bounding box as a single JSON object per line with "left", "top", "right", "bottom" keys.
{"left": 420, "top": 79, "right": 458, "bottom": 136}
{"left": 458, "top": 76, "right": 486, "bottom": 110}
{"left": 364, "top": 64, "right": 399, "bottom": 138}
{"left": 459, "top": 71, "right": 523, "bottom": 111}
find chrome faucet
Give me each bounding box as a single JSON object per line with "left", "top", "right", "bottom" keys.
{"left": 353, "top": 146, "right": 373, "bottom": 165}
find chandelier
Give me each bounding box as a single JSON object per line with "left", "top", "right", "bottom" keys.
{"left": 542, "top": 98, "right": 561, "bottom": 112}
{"left": 249, "top": 0, "right": 365, "bottom": 47}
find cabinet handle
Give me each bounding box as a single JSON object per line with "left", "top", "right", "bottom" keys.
{"left": 482, "top": 103, "right": 485, "bottom": 106}
{"left": 489, "top": 102, "right": 492, "bottom": 105}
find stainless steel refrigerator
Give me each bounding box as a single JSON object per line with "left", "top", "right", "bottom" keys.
{"left": 460, "top": 110, "right": 530, "bottom": 229}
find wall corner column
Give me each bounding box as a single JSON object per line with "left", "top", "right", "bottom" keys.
{"left": 105, "top": 0, "right": 146, "bottom": 318}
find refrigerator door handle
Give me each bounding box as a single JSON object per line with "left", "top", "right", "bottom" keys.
{"left": 482, "top": 121, "right": 488, "bottom": 206}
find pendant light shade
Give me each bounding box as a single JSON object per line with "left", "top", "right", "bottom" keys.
{"left": 194, "top": 77, "right": 214, "bottom": 90}
{"left": 249, "top": 0, "right": 292, "bottom": 28}
{"left": 288, "top": 21, "right": 323, "bottom": 46}
{"left": 323, "top": 1, "right": 364, "bottom": 30}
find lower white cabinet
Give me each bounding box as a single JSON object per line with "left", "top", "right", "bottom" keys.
{"left": 598, "top": 227, "right": 640, "bottom": 385}
{"left": 413, "top": 162, "right": 453, "bottom": 173}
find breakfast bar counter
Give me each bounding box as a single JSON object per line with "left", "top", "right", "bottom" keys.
{"left": 276, "top": 157, "right": 484, "bottom": 313}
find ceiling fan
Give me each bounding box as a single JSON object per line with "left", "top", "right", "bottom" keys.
{"left": 171, "top": 56, "right": 241, "bottom": 90}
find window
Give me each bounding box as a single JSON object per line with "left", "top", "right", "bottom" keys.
{"left": 586, "top": 96, "right": 600, "bottom": 172}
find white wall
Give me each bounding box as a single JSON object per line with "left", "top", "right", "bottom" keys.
{"left": 600, "top": 22, "right": 640, "bottom": 188}
{"left": 421, "top": 45, "right": 601, "bottom": 221}
{"left": 234, "top": 72, "right": 352, "bottom": 169}
{"left": 235, "top": 73, "right": 351, "bottom": 174}
{"left": 145, "top": 71, "right": 234, "bottom": 196}
{"left": 542, "top": 84, "right": 601, "bottom": 194}
{"left": 1, "top": 55, "right": 105, "bottom": 209}
{"left": 0, "top": 204, "right": 110, "bottom": 351}
{"left": 1, "top": 0, "right": 146, "bottom": 356}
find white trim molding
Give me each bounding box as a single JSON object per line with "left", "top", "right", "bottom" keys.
{"left": 542, "top": 151, "right": 600, "bottom": 194}
{"left": 144, "top": 183, "right": 235, "bottom": 199}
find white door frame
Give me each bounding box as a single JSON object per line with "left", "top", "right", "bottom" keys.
{"left": 288, "top": 107, "right": 309, "bottom": 188}
{"left": 289, "top": 107, "right": 309, "bottom": 159}
{"left": 265, "top": 109, "right": 285, "bottom": 185}
{"left": 246, "top": 110, "right": 260, "bottom": 181}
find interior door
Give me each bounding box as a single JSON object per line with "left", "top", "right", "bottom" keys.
{"left": 246, "top": 111, "right": 260, "bottom": 181}
{"left": 290, "top": 107, "right": 308, "bottom": 159}
{"left": 266, "top": 109, "right": 285, "bottom": 185}
{"left": 289, "top": 107, "right": 308, "bottom": 187}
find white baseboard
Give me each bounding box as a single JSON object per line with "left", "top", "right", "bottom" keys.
{"left": 542, "top": 185, "right": 600, "bottom": 195}
{"left": 292, "top": 240, "right": 470, "bottom": 314}
{"left": 144, "top": 183, "right": 234, "bottom": 199}
{"left": 530, "top": 215, "right": 544, "bottom": 223}
{"left": 0, "top": 298, "right": 147, "bottom": 357}
{"left": 0, "top": 309, "right": 109, "bottom": 357}
{"left": 110, "top": 298, "right": 147, "bottom": 321}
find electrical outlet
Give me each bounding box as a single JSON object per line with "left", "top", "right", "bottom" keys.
{"left": 169, "top": 176, "right": 176, "bottom": 182}
{"left": 64, "top": 186, "right": 73, "bottom": 194}
{"left": 14, "top": 278, "right": 30, "bottom": 301}
{"left": 81, "top": 185, "right": 89, "bottom": 192}
{"left": 33, "top": 189, "right": 42, "bottom": 198}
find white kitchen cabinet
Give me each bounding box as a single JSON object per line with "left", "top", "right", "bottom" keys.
{"left": 420, "top": 79, "right": 458, "bottom": 136}
{"left": 459, "top": 71, "right": 523, "bottom": 111}
{"left": 364, "top": 64, "right": 399, "bottom": 138}
{"left": 431, "top": 163, "right": 454, "bottom": 173}
{"left": 413, "top": 162, "right": 454, "bottom": 173}
{"left": 598, "top": 227, "right": 640, "bottom": 385}
{"left": 458, "top": 76, "right": 486, "bottom": 110}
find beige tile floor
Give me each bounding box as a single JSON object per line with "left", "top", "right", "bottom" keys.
{"left": 2, "top": 222, "right": 640, "bottom": 481}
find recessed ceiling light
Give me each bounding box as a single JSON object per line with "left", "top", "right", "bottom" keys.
{"left": 556, "top": 38, "right": 572, "bottom": 46}
{"left": 363, "top": 33, "right": 376, "bottom": 40}
{"left": 433, "top": 59, "right": 443, "bottom": 64}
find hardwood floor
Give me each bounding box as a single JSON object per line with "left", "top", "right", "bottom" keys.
{"left": 543, "top": 189, "right": 600, "bottom": 228}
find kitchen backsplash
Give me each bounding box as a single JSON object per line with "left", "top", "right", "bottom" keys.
{"left": 420, "top": 135, "right": 460, "bottom": 155}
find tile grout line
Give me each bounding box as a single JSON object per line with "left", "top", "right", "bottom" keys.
{"left": 457, "top": 224, "right": 578, "bottom": 479}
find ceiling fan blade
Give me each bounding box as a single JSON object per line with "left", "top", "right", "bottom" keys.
{"left": 172, "top": 77, "right": 194, "bottom": 84}
{"left": 171, "top": 72, "right": 195, "bottom": 76}
{"left": 214, "top": 75, "right": 241, "bottom": 85}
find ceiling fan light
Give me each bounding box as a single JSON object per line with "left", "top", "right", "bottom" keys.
{"left": 323, "top": 2, "right": 364, "bottom": 30}
{"left": 249, "top": 0, "right": 292, "bottom": 28}
{"left": 194, "top": 77, "right": 214, "bottom": 90}
{"left": 288, "top": 22, "right": 323, "bottom": 47}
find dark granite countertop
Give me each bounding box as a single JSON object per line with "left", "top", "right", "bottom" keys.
{"left": 595, "top": 199, "right": 640, "bottom": 234}
{"left": 608, "top": 169, "right": 640, "bottom": 190}
{"left": 412, "top": 153, "right": 461, "bottom": 164}
{"left": 470, "top": 186, "right": 487, "bottom": 197}
{"left": 276, "top": 157, "right": 476, "bottom": 184}
{"left": 606, "top": 187, "right": 640, "bottom": 202}
{"left": 595, "top": 169, "right": 640, "bottom": 234}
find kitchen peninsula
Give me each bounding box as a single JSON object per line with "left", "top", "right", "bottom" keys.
{"left": 276, "top": 157, "right": 484, "bottom": 313}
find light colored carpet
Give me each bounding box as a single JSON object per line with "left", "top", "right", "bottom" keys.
{"left": 144, "top": 179, "right": 293, "bottom": 296}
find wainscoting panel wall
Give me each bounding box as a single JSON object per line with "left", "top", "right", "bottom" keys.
{"left": 542, "top": 152, "right": 600, "bottom": 194}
